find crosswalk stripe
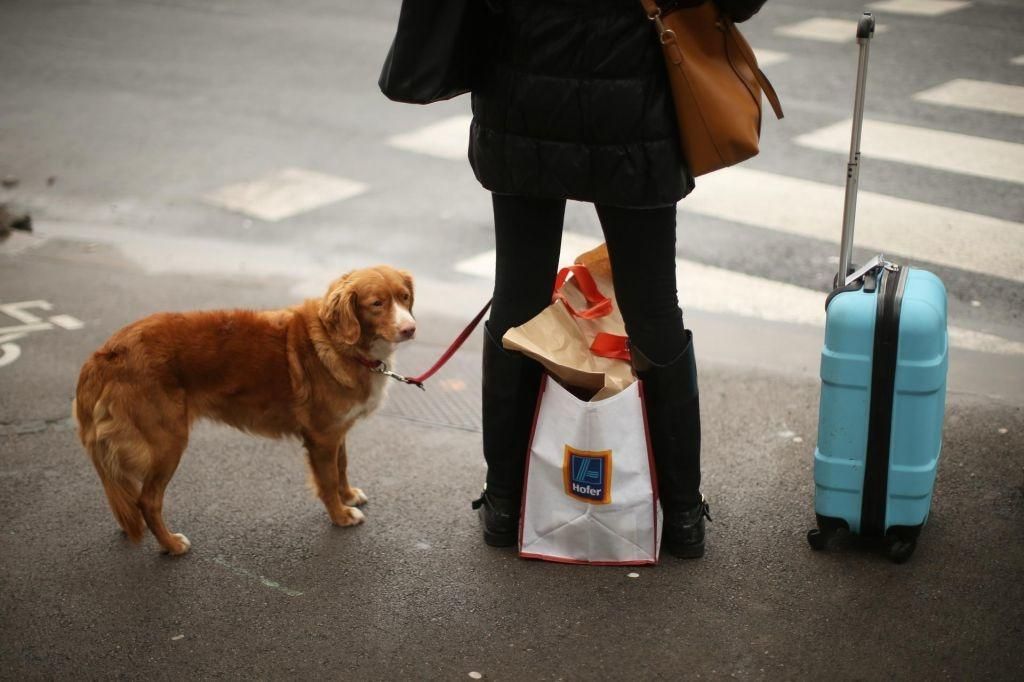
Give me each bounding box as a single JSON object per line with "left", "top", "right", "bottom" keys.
{"left": 866, "top": 0, "right": 971, "bottom": 16}
{"left": 913, "top": 79, "right": 1024, "bottom": 117}
{"left": 454, "top": 231, "right": 604, "bottom": 281}
{"left": 682, "top": 167, "right": 1024, "bottom": 284}
{"left": 387, "top": 115, "right": 472, "bottom": 160}
{"left": 775, "top": 18, "right": 887, "bottom": 43}
{"left": 753, "top": 48, "right": 789, "bottom": 67}
{"left": 1013, "top": 55, "right": 1024, "bottom": 66}
{"left": 24, "top": 218, "right": 1024, "bottom": 357}
{"left": 948, "top": 328, "right": 1024, "bottom": 356}
{"left": 796, "top": 118, "right": 1024, "bottom": 185}
{"left": 454, "top": 230, "right": 833, "bottom": 327}
{"left": 202, "top": 168, "right": 367, "bottom": 222}
{"left": 453, "top": 230, "right": 1024, "bottom": 356}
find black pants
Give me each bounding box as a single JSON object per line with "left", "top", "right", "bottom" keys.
{"left": 484, "top": 193, "right": 700, "bottom": 508}
{"left": 489, "top": 193, "right": 686, "bottom": 364}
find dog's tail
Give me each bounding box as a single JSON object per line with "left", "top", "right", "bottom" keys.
{"left": 74, "top": 371, "right": 146, "bottom": 543}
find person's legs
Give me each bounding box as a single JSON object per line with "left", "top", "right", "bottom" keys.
{"left": 596, "top": 202, "right": 709, "bottom": 557}
{"left": 595, "top": 203, "right": 685, "bottom": 364}
{"left": 487, "top": 193, "right": 566, "bottom": 342}
{"left": 475, "top": 193, "right": 565, "bottom": 546}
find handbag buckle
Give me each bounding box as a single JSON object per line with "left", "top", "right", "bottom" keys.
{"left": 646, "top": 7, "right": 676, "bottom": 43}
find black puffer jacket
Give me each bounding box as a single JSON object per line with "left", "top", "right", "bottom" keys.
{"left": 469, "top": 0, "right": 692, "bottom": 209}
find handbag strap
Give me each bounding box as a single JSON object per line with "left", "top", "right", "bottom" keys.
{"left": 638, "top": 0, "right": 783, "bottom": 120}
{"left": 552, "top": 265, "right": 614, "bottom": 320}
{"left": 722, "top": 18, "right": 784, "bottom": 119}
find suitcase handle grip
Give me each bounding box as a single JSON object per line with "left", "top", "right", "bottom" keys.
{"left": 857, "top": 14, "right": 875, "bottom": 39}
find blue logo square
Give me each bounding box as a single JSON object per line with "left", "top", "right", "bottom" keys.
{"left": 566, "top": 451, "right": 609, "bottom": 502}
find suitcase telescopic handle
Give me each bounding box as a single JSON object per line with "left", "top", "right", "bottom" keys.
{"left": 837, "top": 13, "right": 876, "bottom": 285}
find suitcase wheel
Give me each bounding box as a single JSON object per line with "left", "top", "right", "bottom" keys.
{"left": 807, "top": 515, "right": 846, "bottom": 551}
{"left": 806, "top": 528, "right": 830, "bottom": 551}
{"left": 887, "top": 538, "right": 917, "bottom": 564}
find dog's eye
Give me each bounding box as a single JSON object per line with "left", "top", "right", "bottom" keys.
{"left": 401, "top": 293, "right": 410, "bottom": 301}
{"left": 371, "top": 300, "right": 384, "bottom": 308}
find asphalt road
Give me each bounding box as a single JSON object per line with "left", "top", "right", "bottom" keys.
{"left": 2, "top": 0, "right": 1023, "bottom": 679}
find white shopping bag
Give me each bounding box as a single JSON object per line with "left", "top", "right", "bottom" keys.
{"left": 519, "top": 376, "right": 662, "bottom": 565}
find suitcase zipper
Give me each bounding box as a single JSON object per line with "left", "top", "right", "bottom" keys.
{"left": 860, "top": 264, "right": 908, "bottom": 536}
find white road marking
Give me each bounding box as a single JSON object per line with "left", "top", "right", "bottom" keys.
{"left": 866, "top": 0, "right": 970, "bottom": 16}
{"left": 949, "top": 328, "right": 1024, "bottom": 356}
{"left": 0, "top": 301, "right": 85, "bottom": 368}
{"left": 454, "top": 231, "right": 599, "bottom": 279}
{"left": 454, "top": 230, "right": 1024, "bottom": 356}
{"left": 679, "top": 257, "right": 828, "bottom": 327}
{"left": 0, "top": 343, "right": 22, "bottom": 368}
{"left": 796, "top": 119, "right": 1024, "bottom": 185}
{"left": 913, "top": 79, "right": 1024, "bottom": 117}
{"left": 17, "top": 218, "right": 1022, "bottom": 359}
{"left": 0, "top": 322, "right": 52, "bottom": 336}
{"left": 681, "top": 167, "right": 1024, "bottom": 283}
{"left": 203, "top": 167, "right": 368, "bottom": 222}
{"left": 1013, "top": 55, "right": 1024, "bottom": 66}
{"left": 753, "top": 48, "right": 790, "bottom": 67}
{"left": 0, "top": 300, "right": 52, "bottom": 324}
{"left": 775, "top": 18, "right": 886, "bottom": 43}
{"left": 48, "top": 315, "right": 84, "bottom": 330}
{"left": 387, "top": 115, "right": 473, "bottom": 160}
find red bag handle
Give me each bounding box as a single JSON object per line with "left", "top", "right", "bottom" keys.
{"left": 552, "top": 265, "right": 613, "bottom": 320}
{"left": 590, "top": 332, "right": 631, "bottom": 362}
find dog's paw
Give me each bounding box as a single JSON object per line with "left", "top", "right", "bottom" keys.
{"left": 162, "top": 533, "right": 192, "bottom": 556}
{"left": 342, "top": 487, "right": 368, "bottom": 507}
{"left": 332, "top": 506, "right": 365, "bottom": 527}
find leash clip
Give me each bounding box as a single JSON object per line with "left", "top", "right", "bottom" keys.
{"left": 371, "top": 361, "right": 426, "bottom": 390}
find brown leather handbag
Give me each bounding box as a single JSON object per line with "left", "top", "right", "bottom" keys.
{"left": 639, "top": 0, "right": 784, "bottom": 176}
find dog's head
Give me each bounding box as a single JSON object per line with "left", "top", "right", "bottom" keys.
{"left": 319, "top": 266, "right": 416, "bottom": 352}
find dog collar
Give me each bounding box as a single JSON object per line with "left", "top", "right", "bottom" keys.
{"left": 356, "top": 356, "right": 383, "bottom": 370}
{"left": 351, "top": 298, "right": 491, "bottom": 391}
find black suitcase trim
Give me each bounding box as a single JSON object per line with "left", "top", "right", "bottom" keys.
{"left": 860, "top": 265, "right": 908, "bottom": 537}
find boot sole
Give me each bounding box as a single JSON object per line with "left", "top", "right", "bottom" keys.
{"left": 663, "top": 541, "right": 705, "bottom": 559}
{"left": 482, "top": 528, "right": 517, "bottom": 548}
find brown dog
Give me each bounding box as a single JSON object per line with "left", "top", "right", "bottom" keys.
{"left": 74, "top": 266, "right": 415, "bottom": 555}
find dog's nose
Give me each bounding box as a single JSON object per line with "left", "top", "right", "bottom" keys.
{"left": 398, "top": 321, "right": 416, "bottom": 340}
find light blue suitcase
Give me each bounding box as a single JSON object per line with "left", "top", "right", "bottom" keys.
{"left": 807, "top": 14, "right": 949, "bottom": 563}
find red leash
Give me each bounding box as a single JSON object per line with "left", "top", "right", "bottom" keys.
{"left": 363, "top": 265, "right": 627, "bottom": 389}
{"left": 362, "top": 299, "right": 492, "bottom": 390}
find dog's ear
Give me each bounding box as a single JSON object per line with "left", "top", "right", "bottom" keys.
{"left": 398, "top": 269, "right": 414, "bottom": 313}
{"left": 320, "top": 275, "right": 361, "bottom": 345}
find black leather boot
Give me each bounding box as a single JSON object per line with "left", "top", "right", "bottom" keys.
{"left": 472, "top": 489, "right": 521, "bottom": 547}
{"left": 474, "top": 323, "right": 544, "bottom": 547}
{"left": 632, "top": 331, "right": 710, "bottom": 558}
{"left": 662, "top": 495, "right": 712, "bottom": 558}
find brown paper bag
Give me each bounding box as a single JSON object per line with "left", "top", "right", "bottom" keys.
{"left": 502, "top": 245, "right": 633, "bottom": 401}
{"left": 574, "top": 242, "right": 613, "bottom": 280}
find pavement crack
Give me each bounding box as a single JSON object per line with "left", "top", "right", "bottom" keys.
{"left": 0, "top": 416, "right": 75, "bottom": 437}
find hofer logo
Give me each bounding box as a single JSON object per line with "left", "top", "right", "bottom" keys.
{"left": 563, "top": 447, "right": 612, "bottom": 504}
